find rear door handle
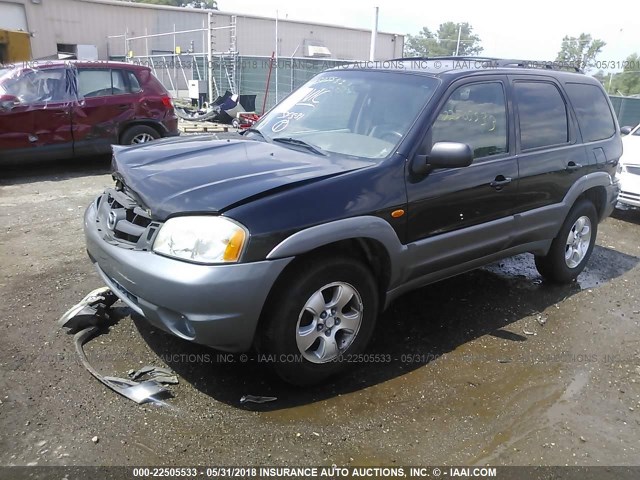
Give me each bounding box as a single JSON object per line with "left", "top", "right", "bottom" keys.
{"left": 566, "top": 161, "right": 583, "bottom": 172}
{"left": 490, "top": 176, "right": 512, "bottom": 189}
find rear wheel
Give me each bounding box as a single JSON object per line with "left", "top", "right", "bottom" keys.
{"left": 535, "top": 199, "right": 598, "bottom": 284}
{"left": 262, "top": 256, "right": 378, "bottom": 386}
{"left": 121, "top": 125, "right": 160, "bottom": 145}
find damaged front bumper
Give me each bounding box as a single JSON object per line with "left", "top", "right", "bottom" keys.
{"left": 84, "top": 200, "right": 292, "bottom": 351}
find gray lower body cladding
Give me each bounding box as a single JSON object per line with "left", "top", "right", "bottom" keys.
{"left": 84, "top": 202, "right": 292, "bottom": 352}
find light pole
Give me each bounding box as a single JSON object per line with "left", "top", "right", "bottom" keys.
{"left": 455, "top": 24, "right": 462, "bottom": 56}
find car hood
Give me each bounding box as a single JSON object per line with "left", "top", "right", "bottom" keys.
{"left": 111, "top": 135, "right": 374, "bottom": 219}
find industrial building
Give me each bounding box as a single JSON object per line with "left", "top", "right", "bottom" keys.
{"left": 0, "top": 0, "right": 405, "bottom": 107}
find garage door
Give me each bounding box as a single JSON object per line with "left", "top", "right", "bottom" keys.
{"left": 0, "top": 2, "right": 28, "bottom": 31}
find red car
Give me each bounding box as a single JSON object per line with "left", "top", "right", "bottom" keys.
{"left": 0, "top": 61, "right": 179, "bottom": 164}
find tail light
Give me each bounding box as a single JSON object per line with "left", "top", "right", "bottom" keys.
{"left": 161, "top": 96, "right": 173, "bottom": 109}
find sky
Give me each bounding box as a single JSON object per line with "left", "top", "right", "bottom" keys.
{"left": 218, "top": 0, "right": 639, "bottom": 73}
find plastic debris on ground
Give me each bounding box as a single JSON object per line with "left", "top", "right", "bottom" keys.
{"left": 58, "top": 287, "right": 178, "bottom": 405}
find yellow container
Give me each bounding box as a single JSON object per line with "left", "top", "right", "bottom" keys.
{"left": 0, "top": 29, "right": 32, "bottom": 64}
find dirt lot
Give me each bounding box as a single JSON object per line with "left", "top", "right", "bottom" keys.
{"left": 1, "top": 151, "right": 640, "bottom": 468}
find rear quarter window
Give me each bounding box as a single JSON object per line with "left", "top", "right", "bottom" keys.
{"left": 78, "top": 68, "right": 134, "bottom": 97}
{"left": 565, "top": 83, "right": 616, "bottom": 142}
{"left": 126, "top": 71, "right": 142, "bottom": 93}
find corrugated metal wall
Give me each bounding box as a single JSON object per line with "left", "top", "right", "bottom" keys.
{"left": 3, "top": 0, "right": 403, "bottom": 61}
{"left": 235, "top": 16, "right": 402, "bottom": 60}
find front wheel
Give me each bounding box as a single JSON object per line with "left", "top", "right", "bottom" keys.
{"left": 535, "top": 199, "right": 598, "bottom": 284}
{"left": 261, "top": 256, "right": 379, "bottom": 386}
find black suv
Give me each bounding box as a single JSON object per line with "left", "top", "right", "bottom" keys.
{"left": 84, "top": 57, "right": 622, "bottom": 385}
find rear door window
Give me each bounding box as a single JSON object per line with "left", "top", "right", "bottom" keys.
{"left": 78, "top": 69, "right": 133, "bottom": 97}
{"left": 514, "top": 81, "right": 569, "bottom": 150}
{"left": 564, "top": 83, "right": 616, "bottom": 142}
{"left": 78, "top": 69, "right": 113, "bottom": 98}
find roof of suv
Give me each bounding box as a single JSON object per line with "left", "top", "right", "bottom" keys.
{"left": 332, "top": 56, "right": 596, "bottom": 84}
{"left": 3, "top": 60, "right": 151, "bottom": 72}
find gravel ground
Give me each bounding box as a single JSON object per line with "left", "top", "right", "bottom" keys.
{"left": 1, "top": 151, "right": 639, "bottom": 468}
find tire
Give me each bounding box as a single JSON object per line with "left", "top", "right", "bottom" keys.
{"left": 120, "top": 125, "right": 161, "bottom": 145}
{"left": 261, "top": 256, "right": 379, "bottom": 386}
{"left": 535, "top": 199, "right": 598, "bottom": 284}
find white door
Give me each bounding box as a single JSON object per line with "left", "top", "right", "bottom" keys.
{"left": 0, "top": 2, "right": 28, "bottom": 31}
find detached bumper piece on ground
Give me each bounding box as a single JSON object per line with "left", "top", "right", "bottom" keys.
{"left": 58, "top": 287, "right": 178, "bottom": 405}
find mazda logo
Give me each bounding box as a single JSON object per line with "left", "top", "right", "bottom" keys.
{"left": 107, "top": 211, "right": 118, "bottom": 230}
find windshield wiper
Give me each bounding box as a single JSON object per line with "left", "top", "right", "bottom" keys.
{"left": 272, "top": 137, "right": 327, "bottom": 156}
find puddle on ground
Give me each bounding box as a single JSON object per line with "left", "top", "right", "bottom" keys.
{"left": 483, "top": 247, "right": 638, "bottom": 291}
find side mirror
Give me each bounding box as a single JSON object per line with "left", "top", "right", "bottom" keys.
{"left": 0, "top": 94, "right": 18, "bottom": 111}
{"left": 412, "top": 142, "right": 474, "bottom": 175}
{"left": 620, "top": 126, "right": 633, "bottom": 136}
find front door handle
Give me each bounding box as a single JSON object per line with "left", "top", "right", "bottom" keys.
{"left": 490, "top": 175, "right": 512, "bottom": 190}
{"left": 566, "top": 161, "right": 583, "bottom": 172}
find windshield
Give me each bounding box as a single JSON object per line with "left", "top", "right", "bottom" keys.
{"left": 253, "top": 69, "right": 438, "bottom": 160}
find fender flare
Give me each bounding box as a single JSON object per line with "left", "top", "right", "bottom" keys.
{"left": 560, "top": 171, "right": 616, "bottom": 224}
{"left": 564, "top": 171, "right": 614, "bottom": 206}
{"left": 266, "top": 216, "right": 407, "bottom": 285}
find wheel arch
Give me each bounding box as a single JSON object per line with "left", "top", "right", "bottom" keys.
{"left": 118, "top": 120, "right": 166, "bottom": 143}
{"left": 577, "top": 185, "right": 608, "bottom": 221}
{"left": 266, "top": 216, "right": 405, "bottom": 289}
{"left": 558, "top": 172, "right": 615, "bottom": 227}
{"left": 253, "top": 217, "right": 405, "bottom": 350}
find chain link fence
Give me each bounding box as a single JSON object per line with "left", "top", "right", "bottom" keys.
{"left": 111, "top": 53, "right": 350, "bottom": 112}
{"left": 610, "top": 95, "right": 640, "bottom": 128}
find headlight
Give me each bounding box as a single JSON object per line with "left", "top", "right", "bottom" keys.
{"left": 153, "top": 216, "right": 248, "bottom": 264}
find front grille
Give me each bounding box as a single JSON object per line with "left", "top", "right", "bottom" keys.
{"left": 626, "top": 165, "right": 640, "bottom": 176}
{"left": 98, "top": 188, "right": 160, "bottom": 249}
{"left": 106, "top": 190, "right": 152, "bottom": 243}
{"left": 620, "top": 190, "right": 640, "bottom": 201}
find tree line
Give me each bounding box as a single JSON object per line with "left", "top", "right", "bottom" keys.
{"left": 405, "top": 24, "right": 639, "bottom": 96}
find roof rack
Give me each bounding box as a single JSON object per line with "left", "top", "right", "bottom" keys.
{"left": 390, "top": 56, "right": 500, "bottom": 63}
{"left": 391, "top": 56, "right": 584, "bottom": 73}
{"left": 496, "top": 59, "right": 583, "bottom": 73}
